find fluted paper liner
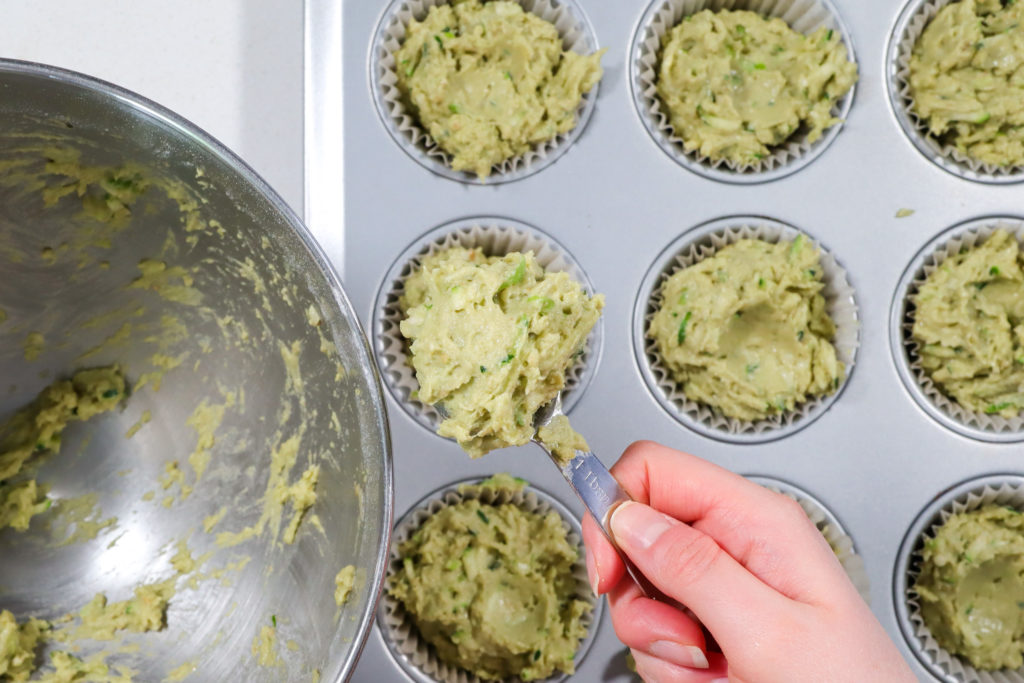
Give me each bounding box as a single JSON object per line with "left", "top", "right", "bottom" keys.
{"left": 903, "top": 479, "right": 1024, "bottom": 683}
{"left": 374, "top": 218, "right": 602, "bottom": 437}
{"left": 891, "top": 0, "right": 1024, "bottom": 182}
{"left": 749, "top": 476, "right": 870, "bottom": 604}
{"left": 380, "top": 479, "right": 598, "bottom": 683}
{"left": 632, "top": 0, "right": 856, "bottom": 181}
{"left": 640, "top": 219, "right": 859, "bottom": 440}
{"left": 900, "top": 219, "right": 1024, "bottom": 436}
{"left": 372, "top": 0, "right": 600, "bottom": 184}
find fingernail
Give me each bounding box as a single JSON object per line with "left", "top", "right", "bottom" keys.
{"left": 585, "top": 544, "right": 600, "bottom": 596}
{"left": 609, "top": 501, "right": 674, "bottom": 550}
{"left": 648, "top": 641, "right": 708, "bottom": 669}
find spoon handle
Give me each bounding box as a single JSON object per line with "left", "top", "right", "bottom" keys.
{"left": 537, "top": 441, "right": 660, "bottom": 599}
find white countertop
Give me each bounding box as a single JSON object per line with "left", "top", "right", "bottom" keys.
{"left": 0, "top": 0, "right": 305, "bottom": 214}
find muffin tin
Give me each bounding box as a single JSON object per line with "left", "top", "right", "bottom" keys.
{"left": 309, "top": 0, "right": 1024, "bottom": 679}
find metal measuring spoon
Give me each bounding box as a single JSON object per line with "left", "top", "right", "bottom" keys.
{"left": 532, "top": 393, "right": 660, "bottom": 599}
{"left": 434, "top": 394, "right": 659, "bottom": 598}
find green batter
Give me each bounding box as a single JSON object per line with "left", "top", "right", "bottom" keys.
{"left": 388, "top": 478, "right": 589, "bottom": 680}
{"left": 401, "top": 247, "right": 603, "bottom": 457}
{"left": 395, "top": 0, "right": 604, "bottom": 178}
{"left": 0, "top": 610, "right": 48, "bottom": 681}
{"left": 912, "top": 230, "right": 1024, "bottom": 418}
{"left": 649, "top": 237, "right": 844, "bottom": 421}
{"left": 536, "top": 415, "right": 589, "bottom": 465}
{"left": 0, "top": 578, "right": 172, "bottom": 681}
{"left": 914, "top": 505, "right": 1024, "bottom": 670}
{"left": 656, "top": 9, "right": 857, "bottom": 165}
{"left": 909, "top": 0, "right": 1024, "bottom": 168}
{"left": 0, "top": 367, "right": 125, "bottom": 531}
{"left": 334, "top": 565, "right": 356, "bottom": 607}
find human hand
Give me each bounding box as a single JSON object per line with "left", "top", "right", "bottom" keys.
{"left": 582, "top": 441, "right": 915, "bottom": 683}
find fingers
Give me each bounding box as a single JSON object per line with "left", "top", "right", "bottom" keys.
{"left": 610, "top": 500, "right": 790, "bottom": 647}
{"left": 609, "top": 441, "right": 851, "bottom": 603}
{"left": 607, "top": 575, "right": 707, "bottom": 664}
{"left": 582, "top": 511, "right": 624, "bottom": 595}
{"left": 632, "top": 650, "right": 729, "bottom": 683}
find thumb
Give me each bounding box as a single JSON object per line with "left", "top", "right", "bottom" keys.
{"left": 610, "top": 501, "right": 787, "bottom": 647}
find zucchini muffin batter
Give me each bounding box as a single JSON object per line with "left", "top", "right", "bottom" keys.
{"left": 400, "top": 246, "right": 603, "bottom": 457}
{"left": 912, "top": 230, "right": 1024, "bottom": 418}
{"left": 394, "top": 0, "right": 604, "bottom": 179}
{"left": 914, "top": 504, "right": 1024, "bottom": 670}
{"left": 0, "top": 367, "right": 125, "bottom": 532}
{"left": 656, "top": 9, "right": 857, "bottom": 165}
{"left": 388, "top": 476, "right": 589, "bottom": 681}
{"left": 649, "top": 237, "right": 844, "bottom": 421}
{"left": 909, "top": 0, "right": 1024, "bottom": 168}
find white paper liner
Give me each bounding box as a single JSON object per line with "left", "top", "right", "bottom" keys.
{"left": 632, "top": 0, "right": 856, "bottom": 180}
{"left": 372, "top": 0, "right": 600, "bottom": 184}
{"left": 901, "top": 219, "right": 1024, "bottom": 436}
{"left": 641, "top": 219, "right": 859, "bottom": 438}
{"left": 749, "top": 477, "right": 870, "bottom": 604}
{"left": 374, "top": 218, "right": 602, "bottom": 437}
{"left": 891, "top": 0, "right": 1024, "bottom": 182}
{"left": 903, "top": 480, "right": 1024, "bottom": 683}
{"left": 380, "top": 479, "right": 598, "bottom": 683}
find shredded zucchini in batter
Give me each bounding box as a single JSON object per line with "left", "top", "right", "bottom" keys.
{"left": 650, "top": 237, "right": 843, "bottom": 420}
{"left": 909, "top": 0, "right": 1024, "bottom": 167}
{"left": 657, "top": 9, "right": 856, "bottom": 165}
{"left": 912, "top": 230, "right": 1024, "bottom": 417}
{"left": 400, "top": 247, "right": 602, "bottom": 457}
{"left": 395, "top": 0, "right": 604, "bottom": 178}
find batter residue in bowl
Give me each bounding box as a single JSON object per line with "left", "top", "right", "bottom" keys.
{"left": 0, "top": 367, "right": 125, "bottom": 532}
{"left": 0, "top": 144, "right": 347, "bottom": 680}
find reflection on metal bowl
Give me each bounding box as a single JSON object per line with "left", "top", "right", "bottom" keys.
{"left": 0, "top": 60, "right": 391, "bottom": 682}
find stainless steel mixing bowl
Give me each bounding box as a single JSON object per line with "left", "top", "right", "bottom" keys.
{"left": 0, "top": 60, "right": 392, "bottom": 681}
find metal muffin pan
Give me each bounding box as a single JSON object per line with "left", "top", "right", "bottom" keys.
{"left": 308, "top": 0, "right": 1024, "bottom": 679}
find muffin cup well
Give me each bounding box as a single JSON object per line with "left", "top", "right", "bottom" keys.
{"left": 629, "top": 0, "right": 857, "bottom": 184}
{"left": 889, "top": 216, "right": 1024, "bottom": 443}
{"left": 632, "top": 215, "right": 859, "bottom": 444}
{"left": 378, "top": 477, "right": 602, "bottom": 683}
{"left": 887, "top": 0, "right": 1024, "bottom": 185}
{"left": 746, "top": 476, "right": 870, "bottom": 604}
{"left": 372, "top": 216, "right": 603, "bottom": 440}
{"left": 370, "top": 0, "right": 601, "bottom": 185}
{"left": 894, "top": 474, "right": 1024, "bottom": 683}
